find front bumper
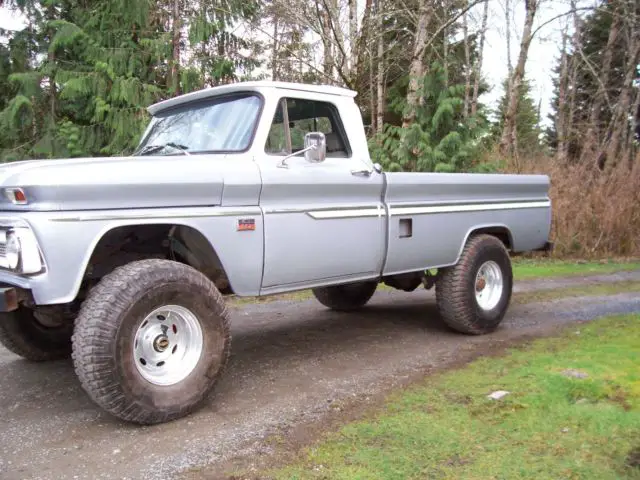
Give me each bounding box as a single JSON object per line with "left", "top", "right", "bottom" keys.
{"left": 0, "top": 287, "right": 18, "bottom": 312}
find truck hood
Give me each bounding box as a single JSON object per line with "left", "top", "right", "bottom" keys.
{"left": 0, "top": 155, "right": 225, "bottom": 211}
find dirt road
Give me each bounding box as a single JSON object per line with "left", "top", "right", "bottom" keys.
{"left": 1, "top": 271, "right": 640, "bottom": 480}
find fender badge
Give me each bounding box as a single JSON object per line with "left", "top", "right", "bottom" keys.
{"left": 237, "top": 218, "right": 256, "bottom": 231}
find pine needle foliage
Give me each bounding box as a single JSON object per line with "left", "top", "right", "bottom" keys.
{"left": 369, "top": 62, "right": 487, "bottom": 173}
{"left": 0, "top": 0, "right": 261, "bottom": 161}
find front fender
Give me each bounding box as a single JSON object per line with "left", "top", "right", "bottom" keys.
{"left": 20, "top": 206, "right": 264, "bottom": 305}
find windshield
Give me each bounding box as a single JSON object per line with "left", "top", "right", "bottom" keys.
{"left": 137, "top": 93, "right": 262, "bottom": 154}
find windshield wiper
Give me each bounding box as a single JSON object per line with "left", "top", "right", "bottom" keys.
{"left": 134, "top": 142, "right": 191, "bottom": 156}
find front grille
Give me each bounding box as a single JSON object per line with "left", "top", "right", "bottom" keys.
{"left": 0, "top": 229, "right": 8, "bottom": 261}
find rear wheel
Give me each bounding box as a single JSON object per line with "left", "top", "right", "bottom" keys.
{"left": 0, "top": 306, "right": 72, "bottom": 361}
{"left": 312, "top": 280, "right": 378, "bottom": 311}
{"left": 72, "top": 259, "right": 231, "bottom": 424}
{"left": 436, "top": 234, "right": 512, "bottom": 335}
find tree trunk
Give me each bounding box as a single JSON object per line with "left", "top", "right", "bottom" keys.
{"left": 355, "top": 0, "right": 373, "bottom": 94}
{"left": 349, "top": 0, "right": 357, "bottom": 78}
{"left": 462, "top": 5, "right": 471, "bottom": 118}
{"left": 505, "top": 0, "right": 513, "bottom": 78}
{"left": 322, "top": 8, "right": 334, "bottom": 82}
{"left": 626, "top": 88, "right": 640, "bottom": 159}
{"left": 402, "top": 3, "right": 431, "bottom": 129}
{"left": 605, "top": 31, "right": 640, "bottom": 168}
{"left": 376, "top": 0, "right": 385, "bottom": 133}
{"left": 170, "top": 0, "right": 181, "bottom": 95}
{"left": 471, "top": 0, "right": 489, "bottom": 116}
{"left": 556, "top": 31, "right": 569, "bottom": 163}
{"left": 565, "top": 2, "right": 580, "bottom": 161}
{"left": 582, "top": 4, "right": 620, "bottom": 164}
{"left": 328, "top": 0, "right": 347, "bottom": 77}
{"left": 443, "top": 24, "right": 449, "bottom": 87}
{"left": 272, "top": 17, "right": 279, "bottom": 81}
{"left": 499, "top": 0, "right": 538, "bottom": 159}
{"left": 47, "top": 3, "right": 56, "bottom": 123}
{"left": 370, "top": 40, "right": 376, "bottom": 133}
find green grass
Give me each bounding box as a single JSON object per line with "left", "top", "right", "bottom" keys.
{"left": 258, "top": 314, "right": 640, "bottom": 480}
{"left": 514, "top": 280, "right": 640, "bottom": 305}
{"left": 512, "top": 258, "right": 640, "bottom": 280}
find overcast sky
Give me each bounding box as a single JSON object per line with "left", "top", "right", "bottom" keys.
{"left": 0, "top": 0, "right": 590, "bottom": 127}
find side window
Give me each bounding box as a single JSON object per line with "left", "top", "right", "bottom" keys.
{"left": 265, "top": 98, "right": 351, "bottom": 158}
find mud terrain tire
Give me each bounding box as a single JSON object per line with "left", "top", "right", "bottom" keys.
{"left": 0, "top": 307, "right": 72, "bottom": 361}
{"left": 72, "top": 259, "right": 231, "bottom": 424}
{"left": 436, "top": 234, "right": 512, "bottom": 335}
{"left": 312, "top": 281, "right": 378, "bottom": 311}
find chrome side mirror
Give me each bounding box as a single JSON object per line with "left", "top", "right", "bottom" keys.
{"left": 303, "top": 132, "right": 326, "bottom": 163}
{"left": 278, "top": 132, "right": 327, "bottom": 168}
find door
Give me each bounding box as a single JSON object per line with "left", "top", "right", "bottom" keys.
{"left": 257, "top": 96, "right": 386, "bottom": 291}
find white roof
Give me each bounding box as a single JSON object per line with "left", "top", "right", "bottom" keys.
{"left": 147, "top": 80, "right": 357, "bottom": 115}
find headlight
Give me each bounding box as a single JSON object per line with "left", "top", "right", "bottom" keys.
{"left": 5, "top": 233, "right": 20, "bottom": 270}
{"left": 0, "top": 226, "right": 45, "bottom": 274}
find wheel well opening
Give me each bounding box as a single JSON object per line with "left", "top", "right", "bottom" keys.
{"left": 470, "top": 227, "right": 513, "bottom": 250}
{"left": 83, "top": 224, "right": 232, "bottom": 296}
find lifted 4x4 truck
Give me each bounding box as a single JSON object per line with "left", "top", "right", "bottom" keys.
{"left": 0, "top": 81, "right": 552, "bottom": 424}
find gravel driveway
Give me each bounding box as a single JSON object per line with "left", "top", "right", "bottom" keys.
{"left": 1, "top": 271, "right": 640, "bottom": 480}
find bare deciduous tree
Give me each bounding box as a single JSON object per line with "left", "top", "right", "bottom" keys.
{"left": 555, "top": 28, "right": 569, "bottom": 163}
{"left": 471, "top": 0, "right": 489, "bottom": 116}
{"left": 604, "top": 6, "right": 640, "bottom": 168}
{"left": 580, "top": 2, "right": 620, "bottom": 164}
{"left": 499, "top": 0, "right": 539, "bottom": 160}
{"left": 402, "top": 3, "right": 432, "bottom": 129}
{"left": 376, "top": 0, "right": 386, "bottom": 133}
{"left": 462, "top": 3, "right": 471, "bottom": 118}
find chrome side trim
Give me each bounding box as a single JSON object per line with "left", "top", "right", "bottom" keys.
{"left": 269, "top": 200, "right": 550, "bottom": 220}
{"left": 307, "top": 207, "right": 383, "bottom": 219}
{"left": 264, "top": 205, "right": 379, "bottom": 214}
{"left": 263, "top": 205, "right": 385, "bottom": 219}
{"left": 390, "top": 200, "right": 550, "bottom": 216}
{"left": 44, "top": 199, "right": 549, "bottom": 223}
{"left": 48, "top": 207, "right": 263, "bottom": 223}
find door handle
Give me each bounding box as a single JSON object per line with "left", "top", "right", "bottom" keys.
{"left": 351, "top": 168, "right": 373, "bottom": 177}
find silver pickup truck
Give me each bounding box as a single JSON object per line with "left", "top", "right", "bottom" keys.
{"left": 0, "top": 81, "right": 552, "bottom": 424}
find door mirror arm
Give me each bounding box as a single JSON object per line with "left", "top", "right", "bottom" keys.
{"left": 277, "top": 132, "right": 326, "bottom": 169}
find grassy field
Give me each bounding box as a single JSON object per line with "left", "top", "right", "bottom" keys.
{"left": 513, "top": 280, "right": 640, "bottom": 305}
{"left": 254, "top": 314, "right": 640, "bottom": 479}
{"left": 512, "top": 258, "right": 640, "bottom": 280}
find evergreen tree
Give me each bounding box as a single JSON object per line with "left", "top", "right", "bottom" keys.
{"left": 493, "top": 77, "right": 543, "bottom": 157}
{"left": 369, "top": 61, "right": 488, "bottom": 173}
{"left": 0, "top": 0, "right": 263, "bottom": 161}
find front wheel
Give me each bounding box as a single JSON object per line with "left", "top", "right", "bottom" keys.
{"left": 72, "top": 259, "right": 231, "bottom": 424}
{"left": 0, "top": 306, "right": 73, "bottom": 361}
{"left": 436, "top": 234, "right": 513, "bottom": 335}
{"left": 312, "top": 280, "right": 378, "bottom": 311}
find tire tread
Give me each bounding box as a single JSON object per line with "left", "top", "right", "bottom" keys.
{"left": 0, "top": 310, "right": 71, "bottom": 362}
{"left": 436, "top": 234, "right": 511, "bottom": 335}
{"left": 71, "top": 259, "right": 230, "bottom": 424}
{"left": 312, "top": 281, "right": 378, "bottom": 311}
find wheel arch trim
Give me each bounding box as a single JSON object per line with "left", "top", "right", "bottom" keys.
{"left": 454, "top": 224, "right": 514, "bottom": 266}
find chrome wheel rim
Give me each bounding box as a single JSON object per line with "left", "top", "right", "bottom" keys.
{"left": 474, "top": 261, "right": 503, "bottom": 311}
{"left": 133, "top": 305, "right": 203, "bottom": 386}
